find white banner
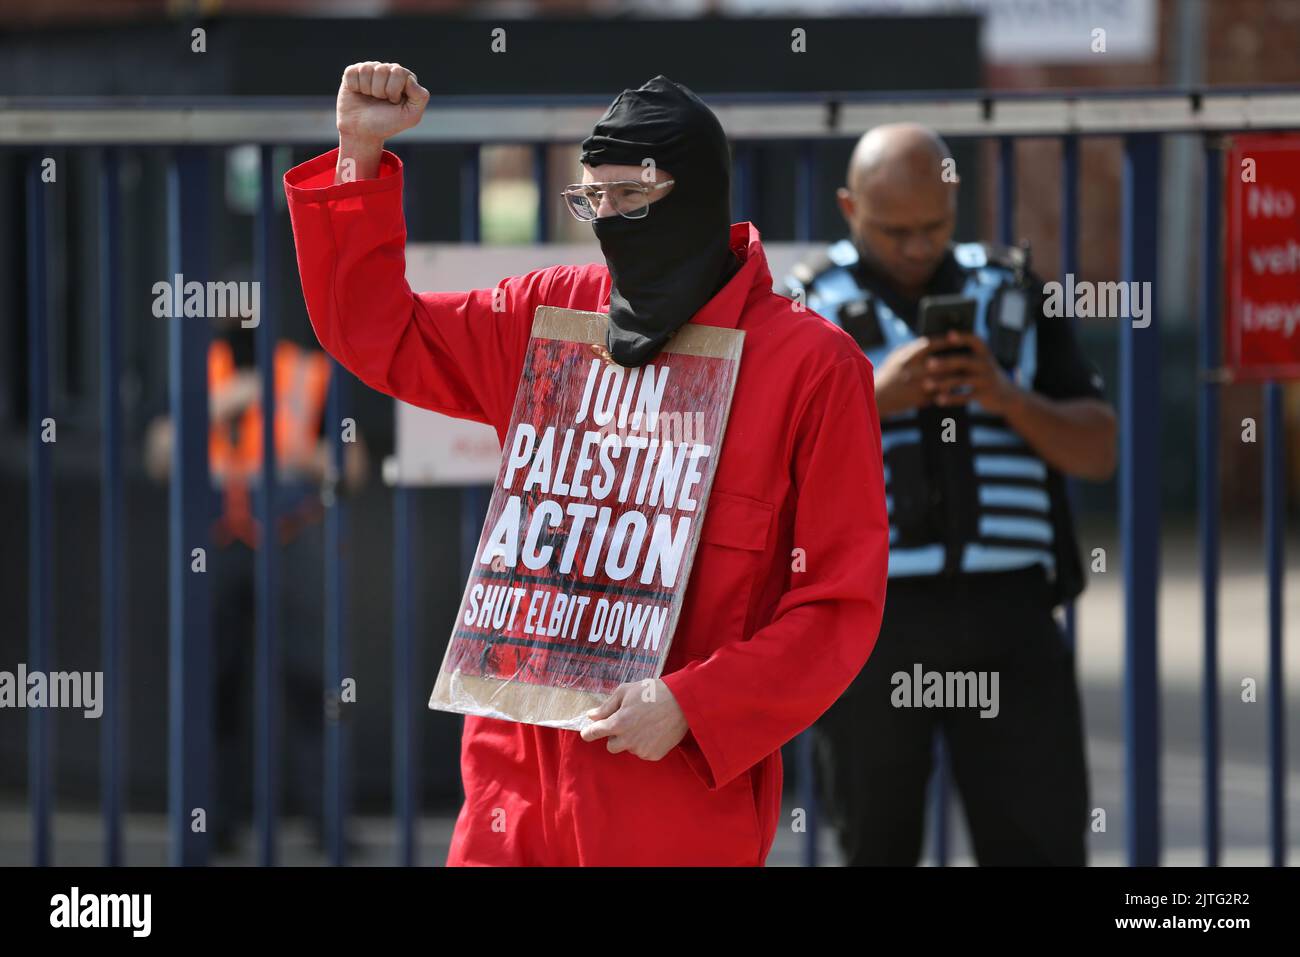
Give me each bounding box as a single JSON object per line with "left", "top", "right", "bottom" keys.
{"left": 719, "top": 0, "right": 1157, "bottom": 63}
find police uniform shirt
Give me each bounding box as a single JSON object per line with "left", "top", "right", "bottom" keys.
{"left": 787, "top": 241, "right": 1104, "bottom": 595}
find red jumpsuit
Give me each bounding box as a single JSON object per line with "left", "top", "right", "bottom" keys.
{"left": 285, "top": 148, "right": 889, "bottom": 866}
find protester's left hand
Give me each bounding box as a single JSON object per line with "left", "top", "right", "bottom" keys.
{"left": 923, "top": 331, "right": 1021, "bottom": 415}
{"left": 580, "top": 680, "right": 688, "bottom": 760}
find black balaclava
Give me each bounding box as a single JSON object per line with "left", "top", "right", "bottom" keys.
{"left": 580, "top": 75, "right": 737, "bottom": 367}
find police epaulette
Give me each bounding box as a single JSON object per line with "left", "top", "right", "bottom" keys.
{"left": 977, "top": 241, "right": 1031, "bottom": 277}
{"left": 789, "top": 249, "right": 838, "bottom": 288}
{"left": 977, "top": 242, "right": 1020, "bottom": 269}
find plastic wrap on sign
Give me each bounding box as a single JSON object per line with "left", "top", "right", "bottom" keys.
{"left": 429, "top": 305, "right": 744, "bottom": 729}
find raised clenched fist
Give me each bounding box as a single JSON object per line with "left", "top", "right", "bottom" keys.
{"left": 336, "top": 61, "right": 430, "bottom": 144}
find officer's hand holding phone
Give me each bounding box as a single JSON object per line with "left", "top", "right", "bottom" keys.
{"left": 875, "top": 295, "right": 977, "bottom": 416}
{"left": 924, "top": 331, "right": 1019, "bottom": 414}
{"left": 874, "top": 337, "right": 944, "bottom": 417}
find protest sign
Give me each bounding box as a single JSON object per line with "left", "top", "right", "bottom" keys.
{"left": 429, "top": 305, "right": 744, "bottom": 728}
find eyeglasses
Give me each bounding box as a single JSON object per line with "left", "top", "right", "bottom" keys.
{"left": 560, "top": 180, "right": 675, "bottom": 222}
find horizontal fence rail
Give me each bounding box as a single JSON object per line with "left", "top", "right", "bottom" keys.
{"left": 6, "top": 87, "right": 1300, "bottom": 143}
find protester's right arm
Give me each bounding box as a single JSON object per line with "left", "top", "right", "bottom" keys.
{"left": 283, "top": 62, "right": 540, "bottom": 432}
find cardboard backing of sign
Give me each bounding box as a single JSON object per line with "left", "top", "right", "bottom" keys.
{"left": 429, "top": 305, "right": 744, "bottom": 729}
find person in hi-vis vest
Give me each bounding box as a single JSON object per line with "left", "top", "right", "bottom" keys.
{"left": 784, "top": 124, "right": 1116, "bottom": 866}
{"left": 145, "top": 320, "right": 367, "bottom": 854}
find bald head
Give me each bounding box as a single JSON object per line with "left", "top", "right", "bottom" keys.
{"left": 837, "top": 123, "right": 958, "bottom": 297}
{"left": 847, "top": 123, "right": 953, "bottom": 193}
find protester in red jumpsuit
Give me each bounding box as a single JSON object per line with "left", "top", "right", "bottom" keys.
{"left": 285, "top": 62, "right": 889, "bottom": 865}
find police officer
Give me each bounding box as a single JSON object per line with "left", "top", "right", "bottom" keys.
{"left": 785, "top": 123, "right": 1116, "bottom": 866}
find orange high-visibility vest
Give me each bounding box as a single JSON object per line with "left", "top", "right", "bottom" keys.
{"left": 209, "top": 339, "right": 331, "bottom": 548}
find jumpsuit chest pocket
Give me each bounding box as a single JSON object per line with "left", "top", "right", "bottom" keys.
{"left": 677, "top": 490, "right": 774, "bottom": 662}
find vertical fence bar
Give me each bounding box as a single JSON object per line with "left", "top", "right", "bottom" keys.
{"left": 796, "top": 727, "right": 818, "bottom": 868}
{"left": 392, "top": 484, "right": 416, "bottom": 866}
{"left": 533, "top": 143, "right": 549, "bottom": 243}
{"left": 324, "top": 361, "right": 350, "bottom": 866}
{"left": 26, "top": 152, "right": 53, "bottom": 867}
{"left": 1263, "top": 380, "right": 1286, "bottom": 867}
{"left": 1059, "top": 135, "right": 1080, "bottom": 650}
{"left": 929, "top": 733, "right": 949, "bottom": 866}
{"left": 99, "top": 147, "right": 125, "bottom": 867}
{"left": 167, "top": 146, "right": 213, "bottom": 866}
{"left": 1120, "top": 133, "right": 1162, "bottom": 867}
{"left": 1059, "top": 136, "right": 1079, "bottom": 300}
{"left": 254, "top": 143, "right": 281, "bottom": 866}
{"left": 733, "top": 143, "right": 756, "bottom": 224}
{"left": 795, "top": 142, "right": 816, "bottom": 243}
{"left": 1199, "top": 140, "right": 1222, "bottom": 867}
{"left": 997, "top": 136, "right": 1016, "bottom": 246}
{"left": 460, "top": 146, "right": 480, "bottom": 245}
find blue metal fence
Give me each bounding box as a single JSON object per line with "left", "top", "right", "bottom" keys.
{"left": 98, "top": 146, "right": 126, "bottom": 868}
{"left": 8, "top": 86, "right": 1295, "bottom": 867}
{"left": 26, "top": 151, "right": 53, "bottom": 869}
{"left": 1120, "top": 133, "right": 1163, "bottom": 867}
{"left": 1199, "top": 142, "right": 1223, "bottom": 867}
{"left": 165, "top": 147, "right": 213, "bottom": 867}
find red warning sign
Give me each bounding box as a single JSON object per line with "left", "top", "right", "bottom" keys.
{"left": 1225, "top": 134, "right": 1300, "bottom": 379}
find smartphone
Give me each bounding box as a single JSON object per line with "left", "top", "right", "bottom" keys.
{"left": 917, "top": 295, "right": 976, "bottom": 354}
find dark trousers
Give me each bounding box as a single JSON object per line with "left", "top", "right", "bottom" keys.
{"left": 813, "top": 566, "right": 1089, "bottom": 866}
{"left": 213, "top": 521, "right": 326, "bottom": 839}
